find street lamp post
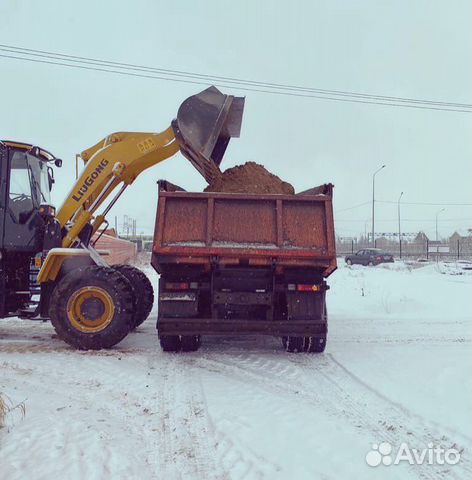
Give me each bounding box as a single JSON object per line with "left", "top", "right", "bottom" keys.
{"left": 372, "top": 165, "right": 386, "bottom": 247}
{"left": 398, "top": 191, "right": 404, "bottom": 258}
{"left": 435, "top": 208, "right": 445, "bottom": 242}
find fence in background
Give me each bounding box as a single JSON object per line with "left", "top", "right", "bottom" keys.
{"left": 336, "top": 238, "right": 472, "bottom": 260}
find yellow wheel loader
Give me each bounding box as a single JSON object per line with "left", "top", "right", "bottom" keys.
{"left": 0, "top": 87, "right": 244, "bottom": 349}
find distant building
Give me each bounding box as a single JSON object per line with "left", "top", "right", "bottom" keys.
{"left": 375, "top": 236, "right": 391, "bottom": 248}
{"left": 450, "top": 229, "right": 472, "bottom": 242}
{"left": 414, "top": 231, "right": 429, "bottom": 243}
{"left": 449, "top": 229, "right": 472, "bottom": 256}
{"left": 93, "top": 232, "right": 137, "bottom": 265}
{"left": 102, "top": 228, "right": 117, "bottom": 237}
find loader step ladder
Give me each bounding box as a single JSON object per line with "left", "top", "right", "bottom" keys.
{"left": 17, "top": 263, "right": 47, "bottom": 321}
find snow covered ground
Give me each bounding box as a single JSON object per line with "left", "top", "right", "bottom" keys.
{"left": 1, "top": 259, "right": 471, "bottom": 480}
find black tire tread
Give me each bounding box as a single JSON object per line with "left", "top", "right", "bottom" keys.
{"left": 181, "top": 335, "right": 201, "bottom": 352}
{"left": 285, "top": 336, "right": 305, "bottom": 353}
{"left": 304, "top": 336, "right": 327, "bottom": 353}
{"left": 114, "top": 265, "right": 154, "bottom": 328}
{"left": 49, "top": 266, "right": 135, "bottom": 350}
{"left": 159, "top": 335, "right": 181, "bottom": 352}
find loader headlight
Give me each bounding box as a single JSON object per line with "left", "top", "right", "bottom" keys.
{"left": 38, "top": 204, "right": 56, "bottom": 217}
{"left": 34, "top": 254, "right": 42, "bottom": 268}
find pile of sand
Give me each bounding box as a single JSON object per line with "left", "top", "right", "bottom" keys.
{"left": 204, "top": 162, "right": 294, "bottom": 194}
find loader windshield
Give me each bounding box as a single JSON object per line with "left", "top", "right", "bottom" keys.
{"left": 26, "top": 153, "right": 51, "bottom": 205}
{"left": 9, "top": 152, "right": 51, "bottom": 222}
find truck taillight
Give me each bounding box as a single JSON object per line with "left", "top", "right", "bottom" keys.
{"left": 296, "top": 284, "right": 321, "bottom": 292}
{"left": 376, "top": 256, "right": 381, "bottom": 261}
{"left": 165, "top": 282, "right": 189, "bottom": 291}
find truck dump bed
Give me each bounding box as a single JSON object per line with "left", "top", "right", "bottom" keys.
{"left": 152, "top": 182, "right": 336, "bottom": 277}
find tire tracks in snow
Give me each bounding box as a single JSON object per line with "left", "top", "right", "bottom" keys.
{"left": 326, "top": 353, "right": 472, "bottom": 445}
{"left": 156, "top": 355, "right": 283, "bottom": 480}
{"left": 1, "top": 337, "right": 283, "bottom": 478}
{"left": 25, "top": 351, "right": 223, "bottom": 479}
{"left": 154, "top": 355, "right": 225, "bottom": 480}
{"left": 195, "top": 352, "right": 470, "bottom": 480}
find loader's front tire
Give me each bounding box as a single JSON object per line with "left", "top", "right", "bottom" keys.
{"left": 114, "top": 265, "right": 154, "bottom": 329}
{"left": 49, "top": 266, "right": 135, "bottom": 350}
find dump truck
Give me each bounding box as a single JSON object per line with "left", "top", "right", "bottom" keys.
{"left": 152, "top": 181, "right": 337, "bottom": 353}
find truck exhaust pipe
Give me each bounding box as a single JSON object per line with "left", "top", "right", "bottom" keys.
{"left": 172, "top": 86, "right": 245, "bottom": 183}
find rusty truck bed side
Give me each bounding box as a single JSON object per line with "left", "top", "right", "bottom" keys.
{"left": 152, "top": 185, "right": 336, "bottom": 276}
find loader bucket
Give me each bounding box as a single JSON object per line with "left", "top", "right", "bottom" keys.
{"left": 172, "top": 86, "right": 245, "bottom": 183}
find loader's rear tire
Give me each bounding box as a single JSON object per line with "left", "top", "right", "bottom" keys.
{"left": 49, "top": 266, "right": 134, "bottom": 350}
{"left": 159, "top": 335, "right": 182, "bottom": 352}
{"left": 114, "top": 265, "right": 154, "bottom": 329}
{"left": 181, "top": 335, "right": 201, "bottom": 352}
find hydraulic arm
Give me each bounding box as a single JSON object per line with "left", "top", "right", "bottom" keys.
{"left": 57, "top": 126, "right": 180, "bottom": 247}
{"left": 55, "top": 86, "right": 245, "bottom": 249}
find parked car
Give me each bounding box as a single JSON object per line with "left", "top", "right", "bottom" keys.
{"left": 345, "top": 248, "right": 394, "bottom": 266}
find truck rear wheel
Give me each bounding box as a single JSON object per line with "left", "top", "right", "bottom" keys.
{"left": 304, "top": 307, "right": 328, "bottom": 353}
{"left": 49, "top": 266, "right": 134, "bottom": 350}
{"left": 114, "top": 265, "right": 154, "bottom": 329}
{"left": 303, "top": 335, "right": 326, "bottom": 353}
{"left": 181, "top": 335, "right": 201, "bottom": 352}
{"left": 283, "top": 336, "right": 305, "bottom": 353}
{"left": 282, "top": 335, "right": 326, "bottom": 353}
{"left": 159, "top": 335, "right": 182, "bottom": 352}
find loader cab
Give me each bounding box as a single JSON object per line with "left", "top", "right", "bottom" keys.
{"left": 0, "top": 140, "right": 59, "bottom": 317}
{"left": 0, "top": 141, "right": 57, "bottom": 252}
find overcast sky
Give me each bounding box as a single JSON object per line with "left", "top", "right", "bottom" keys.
{"left": 1, "top": 0, "right": 471, "bottom": 239}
